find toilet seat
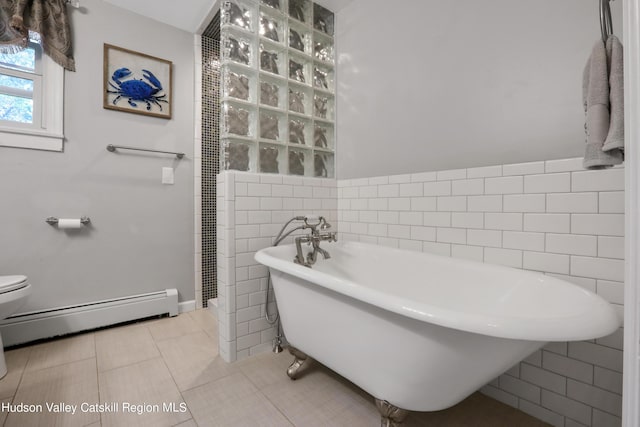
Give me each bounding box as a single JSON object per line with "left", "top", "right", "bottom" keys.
{"left": 0, "top": 276, "right": 29, "bottom": 294}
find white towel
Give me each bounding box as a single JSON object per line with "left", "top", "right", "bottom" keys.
{"left": 582, "top": 37, "right": 624, "bottom": 169}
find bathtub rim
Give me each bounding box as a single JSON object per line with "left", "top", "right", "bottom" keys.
{"left": 255, "top": 241, "right": 620, "bottom": 342}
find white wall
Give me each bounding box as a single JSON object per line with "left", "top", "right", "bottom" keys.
{"left": 336, "top": 0, "right": 623, "bottom": 179}
{"left": 0, "top": 0, "right": 195, "bottom": 312}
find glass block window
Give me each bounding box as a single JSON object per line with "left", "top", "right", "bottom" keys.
{"left": 220, "top": 0, "right": 335, "bottom": 177}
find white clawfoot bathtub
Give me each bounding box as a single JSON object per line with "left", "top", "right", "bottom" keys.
{"left": 255, "top": 241, "right": 620, "bottom": 418}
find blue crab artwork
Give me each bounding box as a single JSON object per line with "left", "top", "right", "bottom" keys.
{"left": 107, "top": 67, "right": 168, "bottom": 112}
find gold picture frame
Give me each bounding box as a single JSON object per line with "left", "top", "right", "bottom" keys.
{"left": 103, "top": 44, "right": 172, "bottom": 119}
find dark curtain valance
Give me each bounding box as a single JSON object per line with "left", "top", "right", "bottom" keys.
{"left": 0, "top": 0, "right": 75, "bottom": 71}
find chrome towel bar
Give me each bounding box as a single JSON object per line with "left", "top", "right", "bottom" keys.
{"left": 600, "top": 0, "right": 614, "bottom": 42}
{"left": 106, "top": 144, "right": 185, "bottom": 159}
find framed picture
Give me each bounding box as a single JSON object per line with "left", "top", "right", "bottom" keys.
{"left": 103, "top": 44, "right": 172, "bottom": 119}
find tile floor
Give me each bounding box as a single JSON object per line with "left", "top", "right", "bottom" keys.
{"left": 0, "top": 310, "right": 550, "bottom": 426}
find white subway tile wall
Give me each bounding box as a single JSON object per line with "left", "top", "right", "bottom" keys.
{"left": 338, "top": 159, "right": 624, "bottom": 427}
{"left": 218, "top": 159, "right": 624, "bottom": 426}
{"left": 217, "top": 171, "right": 337, "bottom": 362}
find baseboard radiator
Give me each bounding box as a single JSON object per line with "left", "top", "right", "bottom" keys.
{"left": 0, "top": 289, "right": 178, "bottom": 347}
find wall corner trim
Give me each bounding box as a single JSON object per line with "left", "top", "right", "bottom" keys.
{"left": 623, "top": 0, "right": 640, "bottom": 426}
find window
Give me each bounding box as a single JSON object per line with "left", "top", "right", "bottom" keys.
{"left": 0, "top": 38, "right": 64, "bottom": 151}
{"left": 0, "top": 42, "right": 41, "bottom": 127}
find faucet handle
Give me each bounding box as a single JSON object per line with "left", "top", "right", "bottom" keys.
{"left": 322, "top": 231, "right": 337, "bottom": 242}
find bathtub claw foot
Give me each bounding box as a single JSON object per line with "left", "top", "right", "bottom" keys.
{"left": 376, "top": 399, "right": 409, "bottom": 427}
{"left": 286, "top": 346, "right": 309, "bottom": 380}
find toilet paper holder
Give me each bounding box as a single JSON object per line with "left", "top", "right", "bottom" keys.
{"left": 46, "top": 216, "right": 91, "bottom": 226}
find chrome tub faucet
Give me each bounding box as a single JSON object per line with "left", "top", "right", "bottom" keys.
{"left": 294, "top": 216, "right": 337, "bottom": 267}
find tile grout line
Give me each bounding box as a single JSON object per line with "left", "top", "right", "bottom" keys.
{"left": 93, "top": 333, "right": 103, "bottom": 427}
{"left": 158, "top": 350, "right": 196, "bottom": 426}
{"left": 22, "top": 354, "right": 98, "bottom": 376}
{"left": 160, "top": 310, "right": 217, "bottom": 425}
{"left": 255, "top": 373, "right": 296, "bottom": 427}
{"left": 6, "top": 346, "right": 34, "bottom": 417}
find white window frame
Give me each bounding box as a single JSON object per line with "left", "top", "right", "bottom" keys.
{"left": 0, "top": 43, "right": 64, "bottom": 152}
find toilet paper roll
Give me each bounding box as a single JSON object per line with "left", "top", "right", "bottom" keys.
{"left": 57, "top": 218, "right": 82, "bottom": 229}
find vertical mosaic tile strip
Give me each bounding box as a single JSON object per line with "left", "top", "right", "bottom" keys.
{"left": 202, "top": 14, "right": 221, "bottom": 305}
{"left": 220, "top": 0, "right": 335, "bottom": 177}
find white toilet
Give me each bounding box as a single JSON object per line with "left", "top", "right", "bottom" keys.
{"left": 0, "top": 276, "right": 31, "bottom": 378}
